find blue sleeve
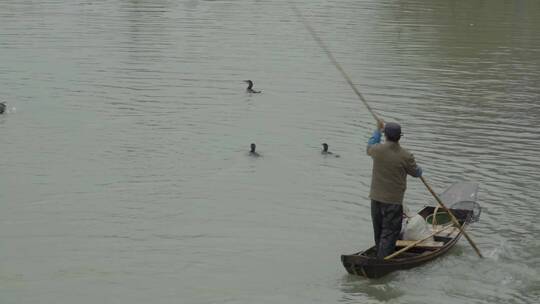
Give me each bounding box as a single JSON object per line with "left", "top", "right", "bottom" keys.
{"left": 368, "top": 129, "right": 382, "bottom": 146}
{"left": 414, "top": 166, "right": 423, "bottom": 177}
{"left": 366, "top": 129, "right": 382, "bottom": 155}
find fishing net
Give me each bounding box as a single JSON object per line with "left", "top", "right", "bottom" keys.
{"left": 449, "top": 200, "right": 482, "bottom": 223}
{"left": 438, "top": 182, "right": 482, "bottom": 223}
{"left": 439, "top": 182, "right": 478, "bottom": 205}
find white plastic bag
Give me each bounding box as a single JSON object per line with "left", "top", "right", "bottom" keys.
{"left": 403, "top": 214, "right": 434, "bottom": 242}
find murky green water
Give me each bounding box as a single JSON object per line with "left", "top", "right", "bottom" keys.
{"left": 1, "top": 0, "right": 539, "bottom": 303}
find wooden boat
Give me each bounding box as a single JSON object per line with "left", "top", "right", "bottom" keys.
{"left": 341, "top": 206, "right": 472, "bottom": 278}
{"left": 341, "top": 182, "right": 480, "bottom": 279}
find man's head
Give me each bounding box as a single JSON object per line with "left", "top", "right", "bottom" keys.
{"left": 384, "top": 122, "right": 402, "bottom": 142}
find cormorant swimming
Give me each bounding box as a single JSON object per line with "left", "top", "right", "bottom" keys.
{"left": 322, "top": 143, "right": 340, "bottom": 157}
{"left": 249, "top": 143, "right": 260, "bottom": 157}
{"left": 0, "top": 102, "right": 6, "bottom": 114}
{"left": 244, "top": 80, "right": 261, "bottom": 93}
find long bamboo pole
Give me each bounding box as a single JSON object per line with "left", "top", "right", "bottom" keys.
{"left": 289, "top": 3, "right": 381, "bottom": 124}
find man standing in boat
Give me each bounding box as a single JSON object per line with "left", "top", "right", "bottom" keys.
{"left": 367, "top": 120, "right": 423, "bottom": 259}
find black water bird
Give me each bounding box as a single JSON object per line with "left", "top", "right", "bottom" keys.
{"left": 0, "top": 102, "right": 6, "bottom": 114}
{"left": 244, "top": 80, "right": 261, "bottom": 93}
{"left": 249, "top": 143, "right": 260, "bottom": 157}
{"left": 322, "top": 143, "right": 340, "bottom": 157}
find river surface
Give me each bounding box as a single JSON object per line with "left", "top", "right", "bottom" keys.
{"left": 1, "top": 0, "right": 539, "bottom": 303}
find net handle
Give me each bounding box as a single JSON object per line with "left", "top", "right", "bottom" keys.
{"left": 432, "top": 206, "right": 440, "bottom": 229}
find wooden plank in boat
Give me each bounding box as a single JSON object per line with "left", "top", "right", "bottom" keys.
{"left": 396, "top": 240, "right": 444, "bottom": 248}
{"left": 430, "top": 225, "right": 460, "bottom": 237}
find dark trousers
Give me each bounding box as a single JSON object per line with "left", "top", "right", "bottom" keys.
{"left": 371, "top": 200, "right": 403, "bottom": 259}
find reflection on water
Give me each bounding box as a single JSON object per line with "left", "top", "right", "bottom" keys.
{"left": 340, "top": 273, "right": 405, "bottom": 302}
{"left": 0, "top": 0, "right": 539, "bottom": 303}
